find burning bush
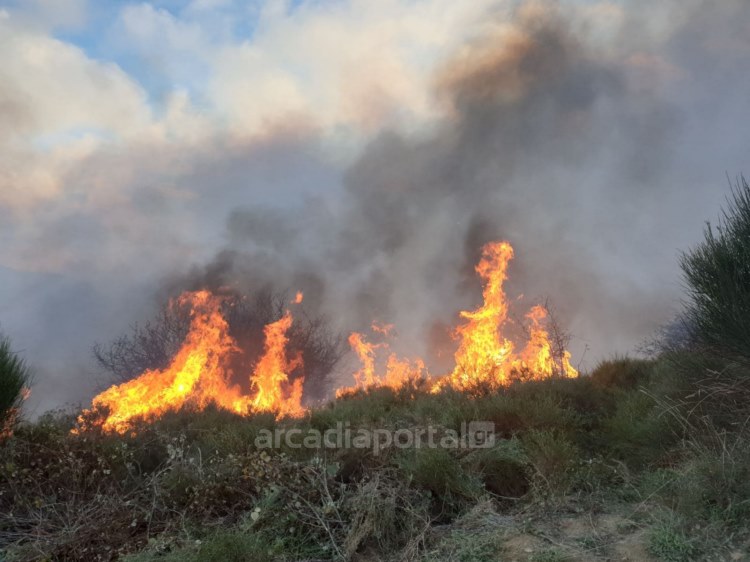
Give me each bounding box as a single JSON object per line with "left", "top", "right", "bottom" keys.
{"left": 91, "top": 289, "right": 344, "bottom": 422}
{"left": 79, "top": 241, "right": 579, "bottom": 435}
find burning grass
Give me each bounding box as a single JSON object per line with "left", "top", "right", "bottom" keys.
{"left": 76, "top": 241, "right": 579, "bottom": 435}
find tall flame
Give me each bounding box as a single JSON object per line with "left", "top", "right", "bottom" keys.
{"left": 448, "top": 241, "right": 578, "bottom": 390}
{"left": 450, "top": 241, "right": 516, "bottom": 389}
{"left": 251, "top": 311, "right": 304, "bottom": 417}
{"left": 76, "top": 240, "right": 577, "bottom": 434}
{"left": 77, "top": 290, "right": 305, "bottom": 434}
{"left": 348, "top": 332, "right": 378, "bottom": 388}
{"left": 340, "top": 329, "right": 427, "bottom": 396}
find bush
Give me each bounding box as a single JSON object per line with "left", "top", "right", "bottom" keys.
{"left": 648, "top": 517, "right": 700, "bottom": 562}
{"left": 590, "top": 357, "right": 654, "bottom": 389}
{"left": 195, "top": 530, "right": 275, "bottom": 562}
{"left": 522, "top": 429, "right": 579, "bottom": 499}
{"left": 397, "top": 447, "right": 482, "bottom": 517}
{"left": 462, "top": 438, "right": 530, "bottom": 499}
{"left": 601, "top": 390, "right": 675, "bottom": 468}
{"left": 674, "top": 437, "right": 750, "bottom": 528}
{"left": 0, "top": 334, "right": 31, "bottom": 436}
{"left": 680, "top": 176, "right": 750, "bottom": 359}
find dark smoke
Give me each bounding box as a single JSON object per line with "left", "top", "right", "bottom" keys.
{"left": 206, "top": 0, "right": 749, "bottom": 377}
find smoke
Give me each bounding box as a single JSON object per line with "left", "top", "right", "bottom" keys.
{"left": 2, "top": 0, "right": 749, "bottom": 412}
{"left": 212, "top": 0, "right": 750, "bottom": 368}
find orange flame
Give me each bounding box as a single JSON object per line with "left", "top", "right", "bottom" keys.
{"left": 250, "top": 311, "right": 305, "bottom": 417}
{"left": 77, "top": 290, "right": 305, "bottom": 433}
{"left": 449, "top": 241, "right": 516, "bottom": 389}
{"left": 75, "top": 240, "right": 577, "bottom": 433}
{"left": 447, "top": 241, "right": 578, "bottom": 390}
{"left": 340, "top": 330, "right": 427, "bottom": 396}
{"left": 514, "top": 305, "right": 555, "bottom": 377}
{"left": 348, "top": 332, "right": 378, "bottom": 388}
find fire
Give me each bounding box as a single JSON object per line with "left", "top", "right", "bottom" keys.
{"left": 514, "top": 305, "right": 556, "bottom": 377}
{"left": 448, "top": 241, "right": 577, "bottom": 390}
{"left": 250, "top": 311, "right": 305, "bottom": 417}
{"left": 339, "top": 329, "right": 428, "bottom": 396}
{"left": 77, "top": 290, "right": 305, "bottom": 433}
{"left": 348, "top": 332, "right": 378, "bottom": 388}
{"left": 449, "top": 241, "right": 516, "bottom": 389}
{"left": 75, "top": 239, "right": 577, "bottom": 434}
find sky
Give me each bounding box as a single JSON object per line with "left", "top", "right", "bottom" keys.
{"left": 1, "top": 0, "right": 749, "bottom": 414}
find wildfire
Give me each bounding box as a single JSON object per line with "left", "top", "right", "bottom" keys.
{"left": 448, "top": 241, "right": 577, "bottom": 390}
{"left": 75, "top": 240, "right": 577, "bottom": 433}
{"left": 77, "top": 290, "right": 305, "bottom": 433}
{"left": 250, "top": 311, "right": 305, "bottom": 417}
{"left": 339, "top": 329, "right": 427, "bottom": 396}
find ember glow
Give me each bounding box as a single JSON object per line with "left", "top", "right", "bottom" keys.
{"left": 77, "top": 241, "right": 576, "bottom": 433}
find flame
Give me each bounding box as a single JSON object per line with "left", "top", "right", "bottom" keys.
{"left": 514, "top": 305, "right": 554, "bottom": 377}
{"left": 75, "top": 240, "right": 577, "bottom": 434}
{"left": 339, "top": 330, "right": 427, "bottom": 396}
{"left": 77, "top": 290, "right": 304, "bottom": 434}
{"left": 250, "top": 311, "right": 305, "bottom": 417}
{"left": 449, "top": 241, "right": 516, "bottom": 389}
{"left": 447, "top": 241, "right": 578, "bottom": 390}
{"left": 371, "top": 322, "right": 394, "bottom": 336}
{"left": 348, "top": 332, "right": 378, "bottom": 388}
{"left": 561, "top": 351, "right": 578, "bottom": 378}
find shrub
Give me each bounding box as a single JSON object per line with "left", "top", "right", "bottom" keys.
{"left": 522, "top": 429, "right": 579, "bottom": 499}
{"left": 462, "top": 438, "right": 530, "bottom": 499}
{"left": 590, "top": 357, "right": 654, "bottom": 389}
{"left": 601, "top": 390, "right": 675, "bottom": 468}
{"left": 0, "top": 334, "right": 31, "bottom": 436}
{"left": 397, "top": 447, "right": 482, "bottom": 517}
{"left": 680, "top": 176, "right": 750, "bottom": 359}
{"left": 195, "top": 530, "right": 275, "bottom": 562}
{"left": 674, "top": 437, "right": 750, "bottom": 528}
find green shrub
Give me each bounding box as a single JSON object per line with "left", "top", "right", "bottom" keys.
{"left": 397, "top": 447, "right": 482, "bottom": 517}
{"left": 0, "top": 335, "right": 31, "bottom": 436}
{"left": 522, "top": 429, "right": 579, "bottom": 499}
{"left": 680, "top": 176, "right": 750, "bottom": 359}
{"left": 462, "top": 438, "right": 530, "bottom": 498}
{"left": 591, "top": 357, "right": 654, "bottom": 389}
{"left": 674, "top": 438, "right": 750, "bottom": 528}
{"left": 601, "top": 390, "right": 675, "bottom": 467}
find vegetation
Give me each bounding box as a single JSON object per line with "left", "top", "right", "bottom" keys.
{"left": 0, "top": 334, "right": 30, "bottom": 438}
{"left": 3, "top": 176, "right": 750, "bottom": 560}
{"left": 680, "top": 176, "right": 750, "bottom": 359}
